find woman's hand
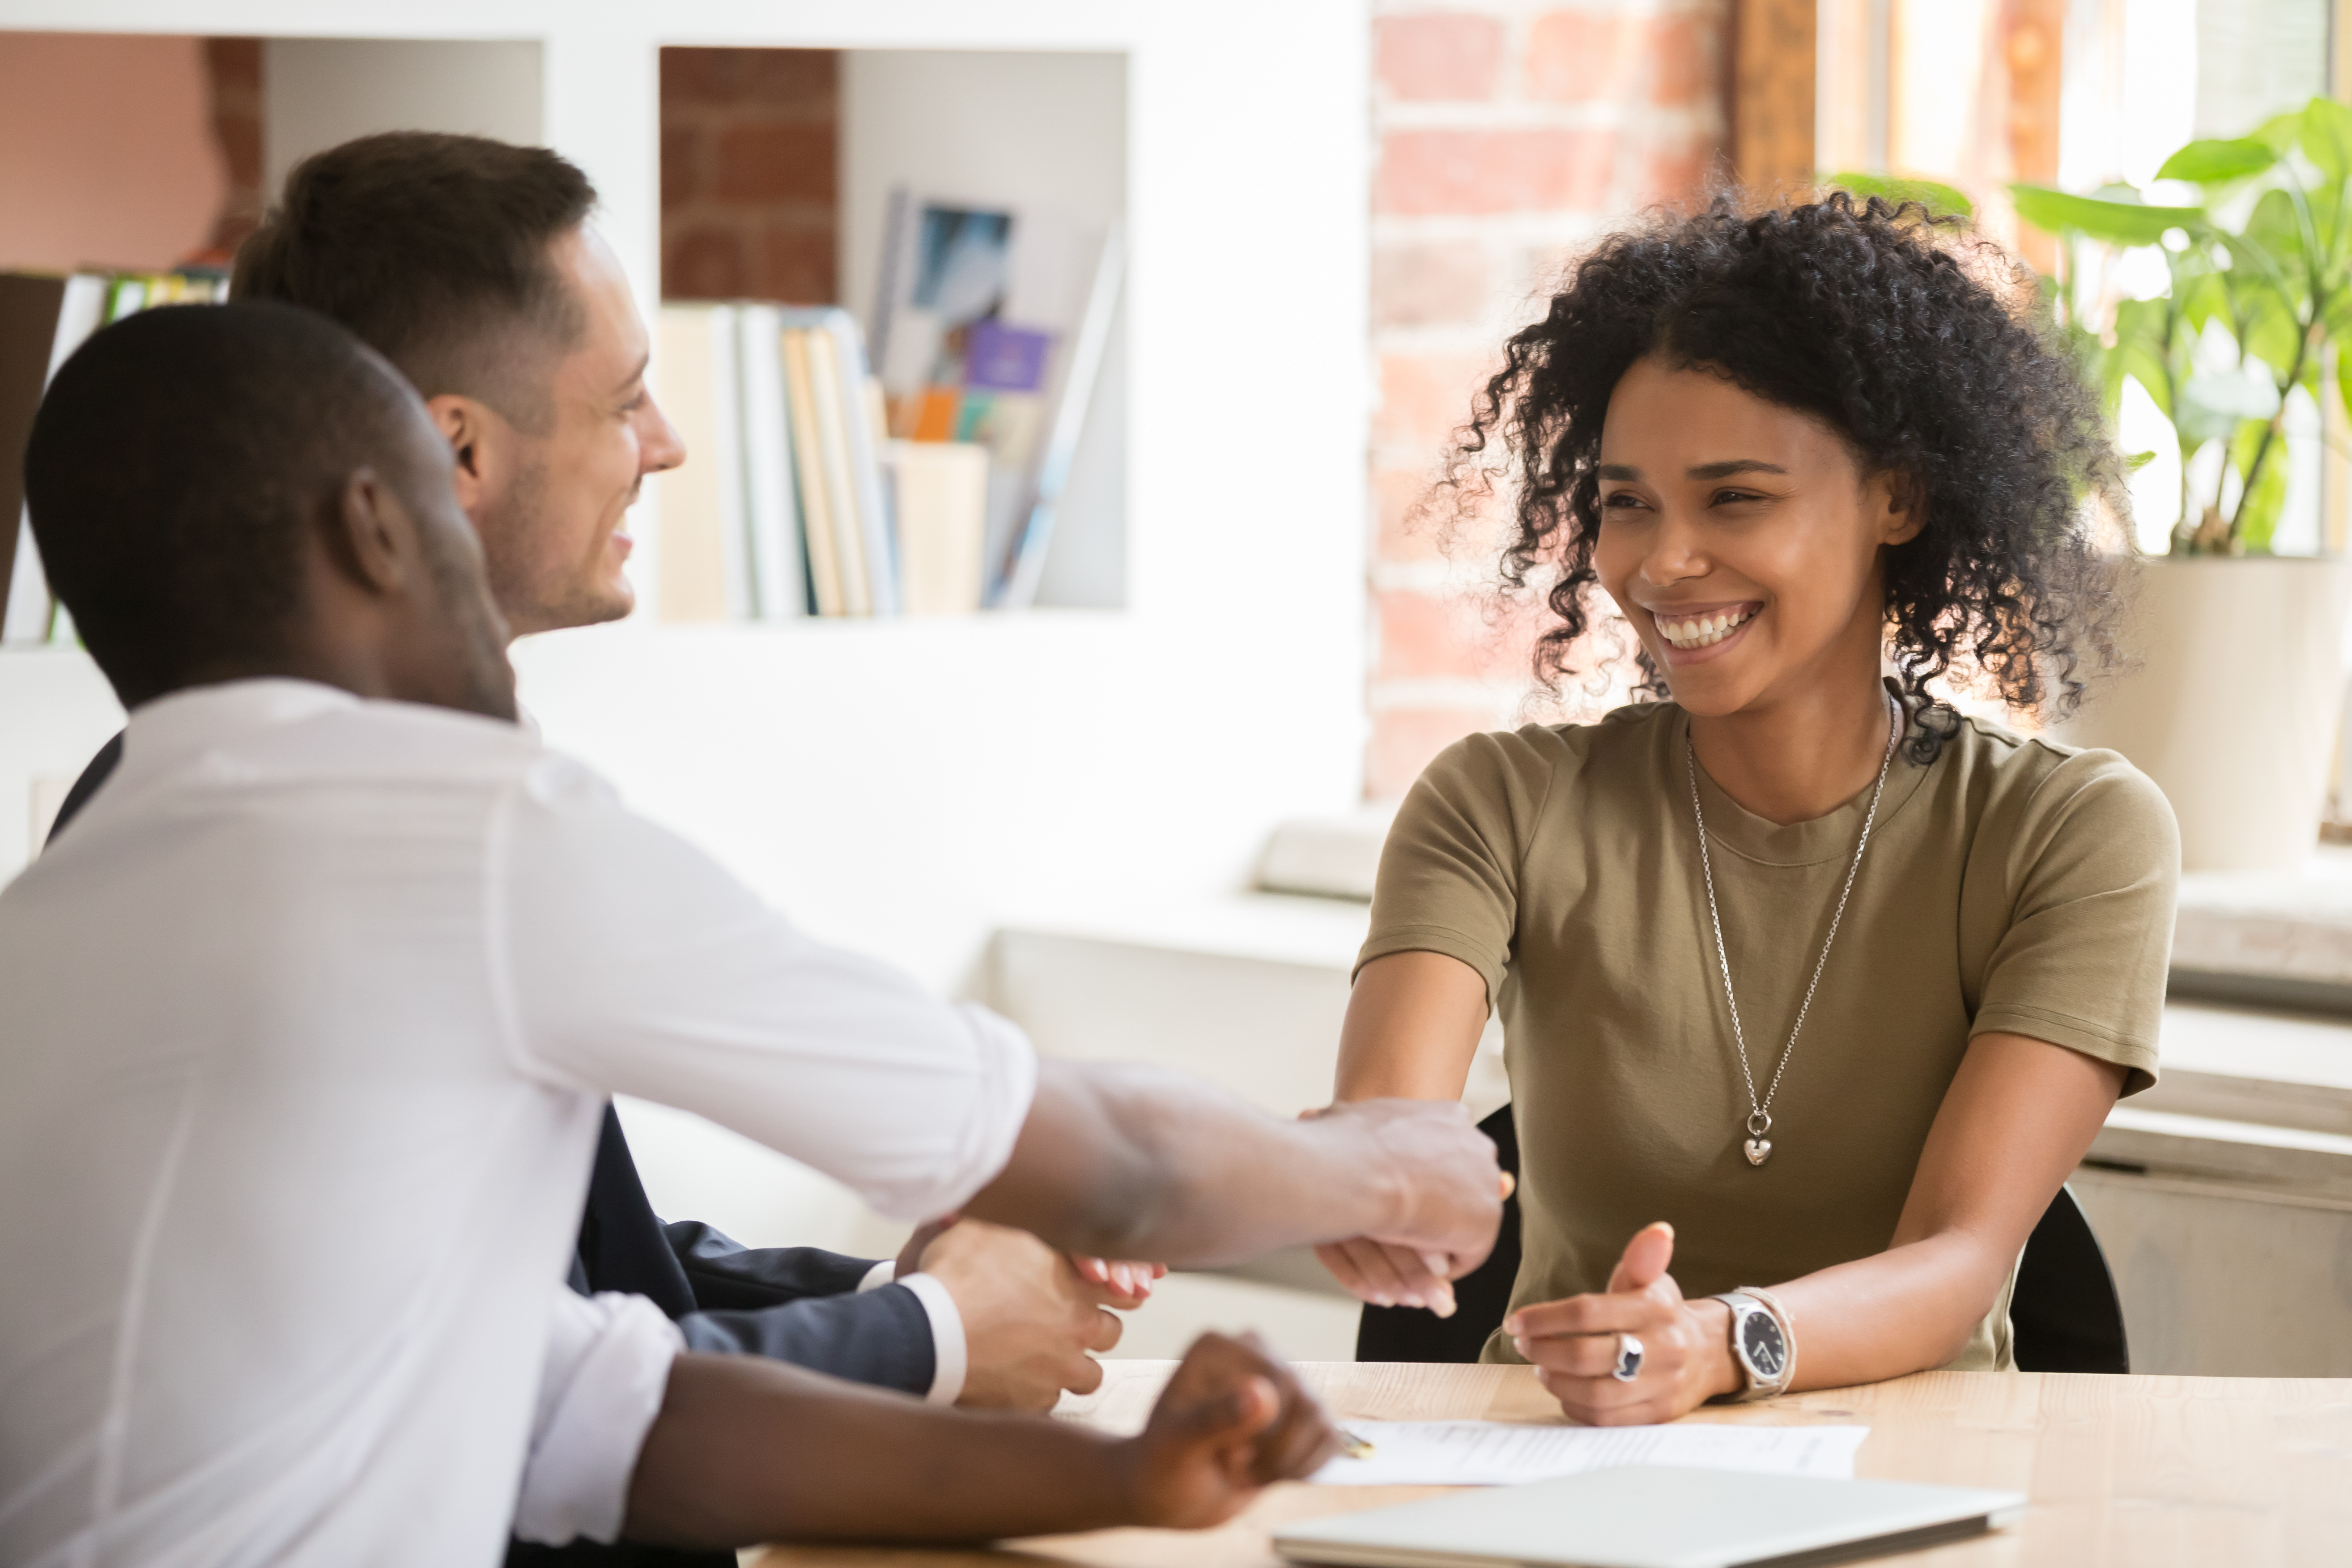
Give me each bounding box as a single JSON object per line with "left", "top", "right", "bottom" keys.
{"left": 1504, "top": 1221, "right": 1740, "bottom": 1424}
{"left": 1122, "top": 1332, "right": 1340, "bottom": 1528}
{"left": 1071, "top": 1255, "right": 1168, "bottom": 1307}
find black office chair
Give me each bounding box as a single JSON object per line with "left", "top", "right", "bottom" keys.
{"left": 1355, "top": 1103, "right": 2129, "bottom": 1374}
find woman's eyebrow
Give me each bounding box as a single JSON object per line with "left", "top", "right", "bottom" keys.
{"left": 1688, "top": 459, "right": 1788, "bottom": 480}
{"left": 1598, "top": 463, "right": 1642, "bottom": 480}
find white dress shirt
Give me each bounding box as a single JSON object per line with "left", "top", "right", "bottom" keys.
{"left": 0, "top": 680, "right": 1036, "bottom": 1568}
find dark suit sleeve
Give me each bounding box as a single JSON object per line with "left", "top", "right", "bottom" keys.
{"left": 660, "top": 1220, "right": 936, "bottom": 1394}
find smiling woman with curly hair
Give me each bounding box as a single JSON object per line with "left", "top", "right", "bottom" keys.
{"left": 1319, "top": 193, "right": 2180, "bottom": 1423}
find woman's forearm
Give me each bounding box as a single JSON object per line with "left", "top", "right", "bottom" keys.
{"left": 1768, "top": 1229, "right": 2012, "bottom": 1390}
{"left": 625, "top": 1354, "right": 1139, "bottom": 1548}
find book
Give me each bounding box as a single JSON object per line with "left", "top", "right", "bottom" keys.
{"left": 779, "top": 327, "right": 846, "bottom": 616}
{"left": 783, "top": 307, "right": 899, "bottom": 616}
{"left": 885, "top": 439, "right": 989, "bottom": 615}
{"left": 799, "top": 325, "right": 872, "bottom": 616}
{"left": 734, "top": 304, "right": 807, "bottom": 619}
{"left": 650, "top": 305, "right": 735, "bottom": 622}
{"left": 650, "top": 302, "right": 899, "bottom": 621}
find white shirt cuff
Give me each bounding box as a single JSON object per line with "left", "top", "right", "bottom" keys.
{"left": 895, "top": 1271, "right": 968, "bottom": 1406}
{"left": 515, "top": 1290, "right": 684, "bottom": 1546}
{"left": 857, "top": 1258, "right": 897, "bottom": 1293}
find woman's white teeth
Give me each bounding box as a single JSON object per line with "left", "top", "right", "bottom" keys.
{"left": 1660, "top": 609, "right": 1752, "bottom": 648}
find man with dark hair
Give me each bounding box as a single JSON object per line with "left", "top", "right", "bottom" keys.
{"left": 1, "top": 302, "right": 1499, "bottom": 1565}
{"left": 45, "top": 132, "right": 1160, "bottom": 1427}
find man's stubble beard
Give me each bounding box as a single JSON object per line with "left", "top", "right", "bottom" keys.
{"left": 477, "top": 452, "right": 630, "bottom": 638}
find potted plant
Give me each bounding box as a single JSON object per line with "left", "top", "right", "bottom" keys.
{"left": 1999, "top": 99, "right": 2352, "bottom": 873}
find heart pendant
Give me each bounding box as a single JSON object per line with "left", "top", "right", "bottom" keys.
{"left": 1744, "top": 1138, "right": 1773, "bottom": 1166}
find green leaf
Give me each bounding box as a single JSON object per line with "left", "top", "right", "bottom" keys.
{"left": 2301, "top": 97, "right": 2352, "bottom": 182}
{"left": 2252, "top": 108, "right": 2308, "bottom": 156}
{"left": 2157, "top": 137, "right": 2279, "bottom": 184}
{"left": 2008, "top": 184, "right": 2203, "bottom": 246}
{"left": 2231, "top": 417, "right": 2288, "bottom": 552}
{"left": 2125, "top": 450, "right": 2159, "bottom": 472}
{"left": 1821, "top": 172, "right": 1975, "bottom": 218}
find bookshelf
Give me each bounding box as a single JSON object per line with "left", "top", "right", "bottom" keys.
{"left": 0, "top": 2, "right": 1370, "bottom": 1091}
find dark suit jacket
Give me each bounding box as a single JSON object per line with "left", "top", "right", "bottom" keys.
{"left": 50, "top": 731, "right": 936, "bottom": 1566}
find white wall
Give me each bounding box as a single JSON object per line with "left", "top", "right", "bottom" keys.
{"left": 264, "top": 38, "right": 542, "bottom": 197}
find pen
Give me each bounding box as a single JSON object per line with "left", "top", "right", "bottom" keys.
{"left": 1338, "top": 1428, "right": 1377, "bottom": 1460}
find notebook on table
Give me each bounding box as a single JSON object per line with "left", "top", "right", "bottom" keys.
{"left": 1272, "top": 1465, "right": 2026, "bottom": 1568}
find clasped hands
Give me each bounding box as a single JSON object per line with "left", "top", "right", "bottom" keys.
{"left": 895, "top": 1214, "right": 1166, "bottom": 1411}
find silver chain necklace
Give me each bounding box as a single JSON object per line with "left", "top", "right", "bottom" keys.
{"left": 1686, "top": 692, "right": 1901, "bottom": 1167}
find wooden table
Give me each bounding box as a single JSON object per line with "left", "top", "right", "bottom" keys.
{"left": 749, "top": 1361, "right": 2352, "bottom": 1567}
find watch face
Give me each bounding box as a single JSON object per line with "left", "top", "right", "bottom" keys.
{"left": 1740, "top": 1310, "right": 1787, "bottom": 1380}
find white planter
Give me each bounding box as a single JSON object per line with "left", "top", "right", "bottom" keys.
{"left": 2053, "top": 556, "right": 2352, "bottom": 874}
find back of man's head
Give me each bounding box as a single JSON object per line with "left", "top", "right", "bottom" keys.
{"left": 233, "top": 132, "right": 597, "bottom": 431}
{"left": 26, "top": 302, "right": 439, "bottom": 706}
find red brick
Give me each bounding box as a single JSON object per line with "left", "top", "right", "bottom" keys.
{"left": 1374, "top": 352, "right": 1498, "bottom": 455}
{"left": 1373, "top": 468, "right": 1445, "bottom": 564}
{"left": 1641, "top": 135, "right": 1716, "bottom": 204}
{"left": 662, "top": 126, "right": 702, "bottom": 211}
{"left": 204, "top": 36, "right": 260, "bottom": 100}
{"left": 1376, "top": 588, "right": 1528, "bottom": 683}
{"left": 715, "top": 121, "right": 836, "bottom": 204}
{"left": 662, "top": 47, "right": 836, "bottom": 108}
{"left": 1371, "top": 242, "right": 1491, "bottom": 330}
{"left": 1524, "top": 11, "right": 1626, "bottom": 103}
{"left": 1375, "top": 13, "right": 1506, "bottom": 101}
{"left": 756, "top": 225, "right": 835, "bottom": 304}
{"left": 664, "top": 228, "right": 747, "bottom": 301}
{"left": 1367, "top": 706, "right": 1512, "bottom": 799}
{"left": 1377, "top": 127, "right": 1619, "bottom": 216}
{"left": 1648, "top": 13, "right": 1713, "bottom": 106}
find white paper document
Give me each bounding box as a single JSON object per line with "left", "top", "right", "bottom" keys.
{"left": 1310, "top": 1420, "right": 1869, "bottom": 1487}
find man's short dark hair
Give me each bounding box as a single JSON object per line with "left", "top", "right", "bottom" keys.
{"left": 232, "top": 132, "right": 597, "bottom": 431}
{"left": 26, "top": 302, "right": 428, "bottom": 706}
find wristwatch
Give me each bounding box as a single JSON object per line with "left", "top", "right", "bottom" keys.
{"left": 1710, "top": 1287, "right": 1796, "bottom": 1401}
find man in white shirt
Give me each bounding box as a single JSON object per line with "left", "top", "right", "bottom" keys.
{"left": 43, "top": 131, "right": 1144, "bottom": 1430}
{"left": 0, "top": 302, "right": 1503, "bottom": 1564}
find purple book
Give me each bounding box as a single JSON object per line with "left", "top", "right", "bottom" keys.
{"left": 965, "top": 320, "right": 1052, "bottom": 392}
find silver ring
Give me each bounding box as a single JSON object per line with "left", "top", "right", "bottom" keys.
{"left": 1612, "top": 1333, "right": 1644, "bottom": 1382}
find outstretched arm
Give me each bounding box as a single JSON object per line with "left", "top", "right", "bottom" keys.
{"left": 1506, "top": 1030, "right": 2126, "bottom": 1422}
{"left": 622, "top": 1332, "right": 1335, "bottom": 1549}
{"left": 960, "top": 1057, "right": 1505, "bottom": 1280}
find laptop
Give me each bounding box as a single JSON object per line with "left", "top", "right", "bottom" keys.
{"left": 1272, "top": 1466, "right": 2027, "bottom": 1568}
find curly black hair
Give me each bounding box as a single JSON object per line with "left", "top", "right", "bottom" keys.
{"left": 1443, "top": 191, "right": 2124, "bottom": 762}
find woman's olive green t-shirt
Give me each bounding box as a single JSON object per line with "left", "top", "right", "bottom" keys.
{"left": 1359, "top": 698, "right": 2179, "bottom": 1371}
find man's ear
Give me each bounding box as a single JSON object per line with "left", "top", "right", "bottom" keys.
{"left": 425, "top": 394, "right": 493, "bottom": 515}
{"left": 328, "top": 467, "right": 416, "bottom": 596}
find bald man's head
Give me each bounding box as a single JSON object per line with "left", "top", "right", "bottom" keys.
{"left": 26, "top": 302, "right": 512, "bottom": 715}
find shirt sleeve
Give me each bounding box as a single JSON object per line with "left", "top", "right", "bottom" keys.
{"left": 1969, "top": 747, "right": 2180, "bottom": 1096}
{"left": 491, "top": 756, "right": 1038, "bottom": 1224}
{"left": 1357, "top": 729, "right": 1555, "bottom": 1003}
{"left": 512, "top": 1288, "right": 683, "bottom": 1547}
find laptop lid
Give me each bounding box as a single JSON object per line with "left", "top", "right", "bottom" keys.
{"left": 1272, "top": 1465, "right": 2027, "bottom": 1568}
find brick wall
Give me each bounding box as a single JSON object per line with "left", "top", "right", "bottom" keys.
{"left": 660, "top": 48, "right": 838, "bottom": 303}
{"left": 199, "top": 38, "right": 264, "bottom": 265}
{"left": 1365, "top": 1, "right": 1728, "bottom": 799}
